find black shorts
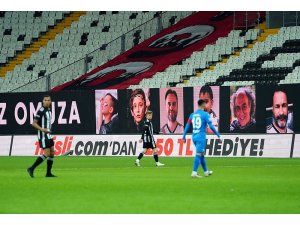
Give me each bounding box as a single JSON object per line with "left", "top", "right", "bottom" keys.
{"left": 143, "top": 142, "right": 156, "bottom": 149}
{"left": 38, "top": 138, "right": 54, "bottom": 149}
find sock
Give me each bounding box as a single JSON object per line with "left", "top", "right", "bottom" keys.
{"left": 47, "top": 157, "right": 54, "bottom": 175}
{"left": 193, "top": 155, "right": 201, "bottom": 172}
{"left": 153, "top": 152, "right": 158, "bottom": 163}
{"left": 31, "top": 154, "right": 47, "bottom": 170}
{"left": 200, "top": 155, "right": 207, "bottom": 172}
{"left": 137, "top": 152, "right": 144, "bottom": 160}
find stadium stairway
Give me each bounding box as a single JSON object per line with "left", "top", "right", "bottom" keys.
{"left": 179, "top": 25, "right": 280, "bottom": 87}
{"left": 130, "top": 16, "right": 266, "bottom": 89}
{"left": 0, "top": 11, "right": 86, "bottom": 77}
{"left": 180, "top": 29, "right": 266, "bottom": 85}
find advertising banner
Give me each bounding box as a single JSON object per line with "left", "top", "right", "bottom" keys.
{"left": 292, "top": 134, "right": 300, "bottom": 157}
{"left": 0, "top": 91, "right": 95, "bottom": 134}
{"left": 0, "top": 136, "right": 12, "bottom": 156}
{"left": 11, "top": 134, "right": 293, "bottom": 158}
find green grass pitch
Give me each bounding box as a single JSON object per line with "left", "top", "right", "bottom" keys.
{"left": 0, "top": 156, "right": 300, "bottom": 214}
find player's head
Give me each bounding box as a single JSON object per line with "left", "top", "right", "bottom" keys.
{"left": 42, "top": 95, "right": 51, "bottom": 108}
{"left": 231, "top": 87, "right": 255, "bottom": 127}
{"left": 130, "top": 89, "right": 146, "bottom": 124}
{"left": 198, "top": 99, "right": 207, "bottom": 109}
{"left": 145, "top": 110, "right": 153, "bottom": 120}
{"left": 101, "top": 93, "right": 118, "bottom": 117}
{"left": 272, "top": 89, "right": 288, "bottom": 130}
{"left": 199, "top": 86, "right": 214, "bottom": 112}
{"left": 165, "top": 89, "right": 178, "bottom": 123}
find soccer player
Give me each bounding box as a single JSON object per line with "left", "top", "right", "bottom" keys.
{"left": 182, "top": 99, "right": 221, "bottom": 178}
{"left": 199, "top": 86, "right": 219, "bottom": 134}
{"left": 27, "top": 95, "right": 56, "bottom": 178}
{"left": 135, "top": 110, "right": 165, "bottom": 167}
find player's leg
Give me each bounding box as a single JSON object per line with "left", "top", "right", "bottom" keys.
{"left": 46, "top": 142, "right": 56, "bottom": 177}
{"left": 191, "top": 142, "right": 201, "bottom": 177}
{"left": 27, "top": 139, "right": 49, "bottom": 178}
{"left": 197, "top": 140, "right": 212, "bottom": 177}
{"left": 191, "top": 140, "right": 205, "bottom": 178}
{"left": 135, "top": 148, "right": 148, "bottom": 166}
{"left": 152, "top": 148, "right": 164, "bottom": 166}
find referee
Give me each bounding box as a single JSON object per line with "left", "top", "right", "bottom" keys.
{"left": 27, "top": 95, "right": 56, "bottom": 178}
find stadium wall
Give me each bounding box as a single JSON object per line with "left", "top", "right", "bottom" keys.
{"left": 1, "top": 84, "right": 299, "bottom": 157}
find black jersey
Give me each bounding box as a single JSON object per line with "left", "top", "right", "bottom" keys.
{"left": 141, "top": 119, "right": 157, "bottom": 148}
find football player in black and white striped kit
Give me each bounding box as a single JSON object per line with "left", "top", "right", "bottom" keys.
{"left": 27, "top": 95, "right": 56, "bottom": 178}
{"left": 135, "top": 110, "right": 165, "bottom": 167}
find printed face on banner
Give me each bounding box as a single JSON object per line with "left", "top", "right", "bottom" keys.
{"left": 159, "top": 88, "right": 184, "bottom": 134}
{"left": 193, "top": 86, "right": 220, "bottom": 133}
{"left": 95, "top": 90, "right": 119, "bottom": 134}
{"left": 266, "top": 89, "right": 294, "bottom": 134}
{"left": 230, "top": 86, "right": 256, "bottom": 133}
{"left": 125, "top": 88, "right": 149, "bottom": 133}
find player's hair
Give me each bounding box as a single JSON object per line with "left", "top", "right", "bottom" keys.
{"left": 231, "top": 87, "right": 256, "bottom": 118}
{"left": 129, "top": 89, "right": 146, "bottom": 111}
{"left": 105, "top": 93, "right": 118, "bottom": 115}
{"left": 146, "top": 110, "right": 153, "bottom": 115}
{"left": 199, "top": 85, "right": 213, "bottom": 100}
{"left": 198, "top": 99, "right": 207, "bottom": 106}
{"left": 43, "top": 94, "right": 51, "bottom": 100}
{"left": 165, "top": 89, "right": 178, "bottom": 101}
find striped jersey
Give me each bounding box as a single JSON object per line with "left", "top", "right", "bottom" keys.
{"left": 141, "top": 119, "right": 155, "bottom": 144}
{"left": 34, "top": 106, "right": 52, "bottom": 140}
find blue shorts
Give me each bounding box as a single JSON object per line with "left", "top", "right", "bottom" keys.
{"left": 192, "top": 139, "right": 206, "bottom": 154}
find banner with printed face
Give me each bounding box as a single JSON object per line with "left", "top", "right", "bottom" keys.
{"left": 0, "top": 136, "right": 12, "bottom": 156}
{"left": 10, "top": 134, "right": 293, "bottom": 158}
{"left": 0, "top": 91, "right": 95, "bottom": 135}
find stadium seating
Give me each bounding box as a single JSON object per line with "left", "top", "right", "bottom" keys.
{"left": 3, "top": 12, "right": 300, "bottom": 92}
{"left": 169, "top": 26, "right": 300, "bottom": 87}
{"left": 0, "top": 11, "right": 192, "bottom": 92}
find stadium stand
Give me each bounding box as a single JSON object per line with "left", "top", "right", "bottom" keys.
{"left": 0, "top": 11, "right": 192, "bottom": 92}
{"left": 2, "top": 11, "right": 300, "bottom": 92}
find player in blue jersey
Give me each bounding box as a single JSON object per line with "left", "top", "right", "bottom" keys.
{"left": 182, "top": 99, "right": 221, "bottom": 178}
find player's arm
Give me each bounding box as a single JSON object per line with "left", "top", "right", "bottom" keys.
{"left": 182, "top": 115, "right": 193, "bottom": 142}
{"left": 139, "top": 122, "right": 147, "bottom": 143}
{"left": 153, "top": 130, "right": 160, "bottom": 134}
{"left": 32, "top": 119, "right": 50, "bottom": 133}
{"left": 206, "top": 114, "right": 220, "bottom": 138}
{"left": 32, "top": 110, "right": 50, "bottom": 133}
